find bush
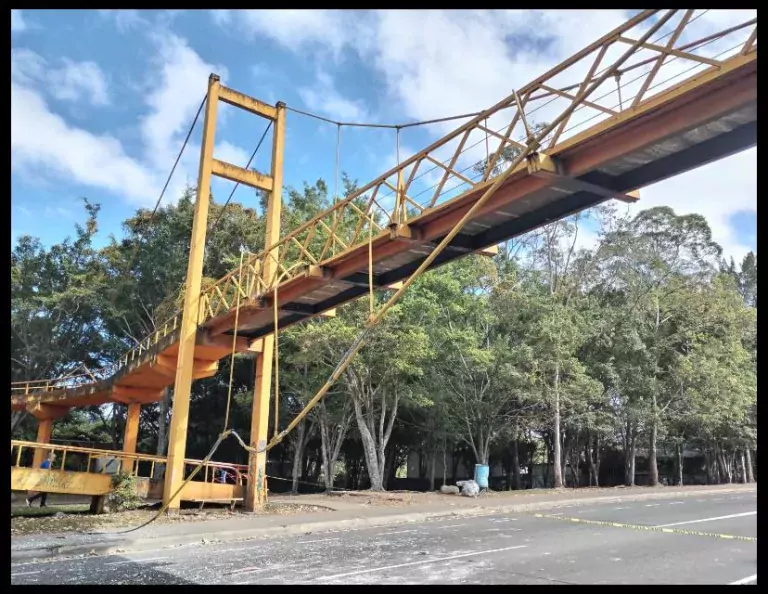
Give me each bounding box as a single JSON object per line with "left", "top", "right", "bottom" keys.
{"left": 105, "top": 471, "right": 143, "bottom": 512}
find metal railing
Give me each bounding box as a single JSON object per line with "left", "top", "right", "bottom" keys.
{"left": 10, "top": 440, "right": 247, "bottom": 487}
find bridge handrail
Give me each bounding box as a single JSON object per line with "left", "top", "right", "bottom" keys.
{"left": 10, "top": 11, "right": 757, "bottom": 396}
{"left": 11, "top": 440, "right": 247, "bottom": 485}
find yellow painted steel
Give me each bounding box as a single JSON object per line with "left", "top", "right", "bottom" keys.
{"left": 246, "top": 101, "right": 286, "bottom": 511}
{"left": 12, "top": 467, "right": 112, "bottom": 496}
{"left": 163, "top": 73, "right": 221, "bottom": 513}
{"left": 33, "top": 419, "right": 53, "bottom": 468}
{"left": 122, "top": 402, "right": 141, "bottom": 474}
{"left": 265, "top": 11, "right": 676, "bottom": 451}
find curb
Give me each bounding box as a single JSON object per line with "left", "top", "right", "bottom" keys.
{"left": 11, "top": 485, "right": 754, "bottom": 563}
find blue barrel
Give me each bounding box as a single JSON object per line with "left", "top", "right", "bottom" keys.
{"left": 474, "top": 464, "right": 489, "bottom": 490}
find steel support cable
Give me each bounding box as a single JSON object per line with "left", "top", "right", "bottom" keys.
{"left": 265, "top": 10, "right": 676, "bottom": 452}
{"left": 285, "top": 104, "right": 482, "bottom": 130}
{"left": 222, "top": 249, "right": 245, "bottom": 433}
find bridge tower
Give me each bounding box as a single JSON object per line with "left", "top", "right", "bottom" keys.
{"left": 162, "top": 74, "right": 285, "bottom": 513}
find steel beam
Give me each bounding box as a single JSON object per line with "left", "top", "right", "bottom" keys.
{"left": 122, "top": 402, "right": 140, "bottom": 474}
{"left": 218, "top": 85, "right": 278, "bottom": 121}
{"left": 211, "top": 159, "right": 274, "bottom": 192}
{"left": 247, "top": 102, "right": 286, "bottom": 511}
{"left": 163, "top": 73, "right": 220, "bottom": 513}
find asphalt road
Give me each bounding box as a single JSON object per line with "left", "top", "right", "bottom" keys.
{"left": 11, "top": 490, "right": 757, "bottom": 585}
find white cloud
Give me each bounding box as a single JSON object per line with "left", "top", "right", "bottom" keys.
{"left": 631, "top": 149, "right": 756, "bottom": 263}
{"left": 11, "top": 32, "right": 250, "bottom": 210}
{"left": 209, "top": 10, "right": 231, "bottom": 27}
{"left": 11, "top": 83, "right": 157, "bottom": 204}
{"left": 299, "top": 72, "right": 369, "bottom": 122}
{"left": 226, "top": 9, "right": 756, "bottom": 259}
{"left": 141, "top": 34, "right": 228, "bottom": 167}
{"left": 220, "top": 9, "right": 352, "bottom": 56}
{"left": 97, "top": 9, "right": 148, "bottom": 33}
{"left": 11, "top": 9, "right": 27, "bottom": 33}
{"left": 12, "top": 49, "right": 110, "bottom": 106}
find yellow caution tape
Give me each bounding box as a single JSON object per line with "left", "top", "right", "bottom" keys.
{"left": 532, "top": 513, "right": 756, "bottom": 542}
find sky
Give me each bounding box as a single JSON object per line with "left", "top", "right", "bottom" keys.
{"left": 11, "top": 9, "right": 756, "bottom": 263}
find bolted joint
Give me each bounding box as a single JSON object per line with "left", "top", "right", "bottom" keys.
{"left": 209, "top": 73, "right": 221, "bottom": 83}
{"left": 276, "top": 101, "right": 286, "bottom": 109}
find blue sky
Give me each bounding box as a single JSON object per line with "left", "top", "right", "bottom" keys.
{"left": 11, "top": 9, "right": 756, "bottom": 262}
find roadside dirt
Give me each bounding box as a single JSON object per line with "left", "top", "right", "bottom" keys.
{"left": 10, "top": 502, "right": 327, "bottom": 536}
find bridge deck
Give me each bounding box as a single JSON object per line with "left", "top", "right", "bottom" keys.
{"left": 10, "top": 20, "right": 757, "bottom": 416}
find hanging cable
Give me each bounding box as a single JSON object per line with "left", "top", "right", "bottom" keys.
{"left": 222, "top": 249, "right": 245, "bottom": 432}
{"left": 209, "top": 120, "right": 273, "bottom": 232}
{"left": 334, "top": 124, "right": 341, "bottom": 205}
{"left": 285, "top": 104, "right": 482, "bottom": 130}
{"left": 368, "top": 219, "right": 374, "bottom": 318}
{"left": 272, "top": 283, "right": 280, "bottom": 440}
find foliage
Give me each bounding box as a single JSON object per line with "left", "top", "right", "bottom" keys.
{"left": 10, "top": 177, "right": 757, "bottom": 491}
{"left": 105, "top": 472, "right": 143, "bottom": 512}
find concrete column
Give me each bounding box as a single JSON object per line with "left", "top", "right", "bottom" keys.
{"left": 122, "top": 402, "right": 141, "bottom": 474}
{"left": 33, "top": 418, "right": 53, "bottom": 468}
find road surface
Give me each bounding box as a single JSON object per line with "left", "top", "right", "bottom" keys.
{"left": 11, "top": 490, "right": 757, "bottom": 585}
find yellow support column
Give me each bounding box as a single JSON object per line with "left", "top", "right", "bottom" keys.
{"left": 33, "top": 419, "right": 53, "bottom": 468}
{"left": 163, "top": 73, "right": 221, "bottom": 513}
{"left": 246, "top": 101, "right": 286, "bottom": 511}
{"left": 122, "top": 402, "right": 141, "bottom": 475}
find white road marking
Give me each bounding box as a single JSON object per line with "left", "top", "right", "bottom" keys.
{"left": 645, "top": 503, "right": 661, "bottom": 507}
{"left": 11, "top": 571, "right": 41, "bottom": 577}
{"left": 667, "top": 501, "right": 684, "bottom": 505}
{"left": 550, "top": 513, "right": 564, "bottom": 516}
{"left": 312, "top": 545, "right": 527, "bottom": 582}
{"left": 103, "top": 556, "right": 169, "bottom": 566}
{"left": 654, "top": 511, "right": 756, "bottom": 528}
{"left": 435, "top": 524, "right": 467, "bottom": 529}
{"left": 484, "top": 528, "right": 501, "bottom": 532}
{"left": 729, "top": 574, "right": 757, "bottom": 585}
{"left": 299, "top": 538, "right": 340, "bottom": 544}
{"left": 228, "top": 567, "right": 273, "bottom": 577}
{"left": 613, "top": 507, "right": 627, "bottom": 511}
{"left": 385, "top": 530, "right": 418, "bottom": 535}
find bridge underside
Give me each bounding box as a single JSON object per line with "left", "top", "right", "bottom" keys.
{"left": 214, "top": 60, "right": 756, "bottom": 341}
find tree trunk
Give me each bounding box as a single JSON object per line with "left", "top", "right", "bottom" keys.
{"left": 628, "top": 430, "right": 637, "bottom": 487}
{"left": 429, "top": 448, "right": 436, "bottom": 492}
{"left": 649, "top": 417, "right": 659, "bottom": 487}
{"left": 593, "top": 435, "right": 601, "bottom": 487}
{"left": 552, "top": 363, "right": 564, "bottom": 488}
{"left": 745, "top": 448, "right": 755, "bottom": 483}
{"left": 623, "top": 420, "right": 634, "bottom": 486}
{"left": 512, "top": 435, "right": 521, "bottom": 490}
{"left": 740, "top": 450, "right": 748, "bottom": 484}
{"left": 352, "top": 396, "right": 384, "bottom": 491}
{"left": 677, "top": 443, "right": 684, "bottom": 486}
{"left": 442, "top": 437, "right": 447, "bottom": 487}
{"left": 291, "top": 421, "right": 307, "bottom": 494}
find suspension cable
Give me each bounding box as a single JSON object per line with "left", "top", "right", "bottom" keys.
{"left": 222, "top": 249, "right": 245, "bottom": 432}
{"left": 285, "top": 104, "right": 483, "bottom": 130}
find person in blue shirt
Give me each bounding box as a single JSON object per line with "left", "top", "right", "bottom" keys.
{"left": 26, "top": 451, "right": 55, "bottom": 507}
